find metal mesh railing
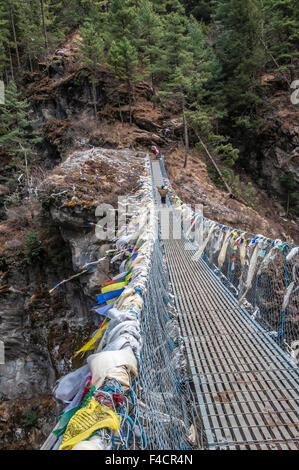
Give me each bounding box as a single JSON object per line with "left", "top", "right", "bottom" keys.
{"left": 159, "top": 155, "right": 299, "bottom": 358}
{"left": 133, "top": 237, "right": 204, "bottom": 449}
{"left": 41, "top": 156, "right": 203, "bottom": 451}
{"left": 132, "top": 160, "right": 203, "bottom": 449}
{"left": 191, "top": 220, "right": 299, "bottom": 355}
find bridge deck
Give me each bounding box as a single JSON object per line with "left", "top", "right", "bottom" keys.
{"left": 152, "top": 160, "right": 299, "bottom": 450}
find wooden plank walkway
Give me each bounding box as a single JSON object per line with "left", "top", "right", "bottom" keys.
{"left": 152, "top": 160, "right": 299, "bottom": 450}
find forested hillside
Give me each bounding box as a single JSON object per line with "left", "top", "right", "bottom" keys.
{"left": 0, "top": 0, "right": 298, "bottom": 216}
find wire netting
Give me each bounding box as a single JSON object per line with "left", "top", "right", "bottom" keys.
{"left": 133, "top": 236, "right": 204, "bottom": 449}
{"left": 160, "top": 156, "right": 299, "bottom": 356}
{"left": 193, "top": 222, "right": 299, "bottom": 354}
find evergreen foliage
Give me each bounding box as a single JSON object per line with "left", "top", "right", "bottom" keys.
{"left": 78, "top": 19, "right": 104, "bottom": 117}
{"left": 263, "top": 0, "right": 298, "bottom": 79}
{"left": 212, "top": 0, "right": 266, "bottom": 130}
{"left": 0, "top": 0, "right": 297, "bottom": 209}
{"left": 24, "top": 228, "right": 43, "bottom": 262}
{"left": 0, "top": 81, "right": 41, "bottom": 170}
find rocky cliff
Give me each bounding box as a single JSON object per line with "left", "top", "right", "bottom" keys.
{"left": 0, "top": 145, "right": 144, "bottom": 449}
{"left": 248, "top": 75, "right": 299, "bottom": 219}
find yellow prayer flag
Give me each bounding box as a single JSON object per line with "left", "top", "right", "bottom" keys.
{"left": 73, "top": 322, "right": 108, "bottom": 358}
{"left": 101, "top": 281, "right": 127, "bottom": 294}
{"left": 59, "top": 398, "right": 120, "bottom": 450}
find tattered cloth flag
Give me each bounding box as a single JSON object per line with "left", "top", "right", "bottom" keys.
{"left": 104, "top": 272, "right": 132, "bottom": 286}
{"left": 104, "top": 272, "right": 129, "bottom": 286}
{"left": 94, "top": 301, "right": 116, "bottom": 317}
{"left": 73, "top": 321, "right": 109, "bottom": 358}
{"left": 88, "top": 222, "right": 115, "bottom": 233}
{"left": 101, "top": 279, "right": 129, "bottom": 294}
{"left": 96, "top": 288, "right": 124, "bottom": 305}
{"left": 53, "top": 384, "right": 95, "bottom": 439}
{"left": 59, "top": 398, "right": 120, "bottom": 450}
{"left": 96, "top": 274, "right": 131, "bottom": 305}
{"left": 49, "top": 265, "right": 95, "bottom": 294}
{"left": 93, "top": 273, "right": 132, "bottom": 315}
{"left": 248, "top": 236, "right": 259, "bottom": 247}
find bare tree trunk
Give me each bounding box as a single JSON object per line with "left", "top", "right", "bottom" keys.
{"left": 118, "top": 92, "right": 123, "bottom": 125}
{"left": 150, "top": 52, "right": 156, "bottom": 109}
{"left": 40, "top": 0, "right": 49, "bottom": 50}
{"left": 127, "top": 79, "right": 132, "bottom": 125}
{"left": 28, "top": 54, "right": 33, "bottom": 73}
{"left": 91, "top": 81, "right": 97, "bottom": 119}
{"left": 9, "top": 5, "right": 20, "bottom": 69}
{"left": 151, "top": 73, "right": 156, "bottom": 109}
{"left": 195, "top": 131, "right": 232, "bottom": 196}
{"left": 8, "top": 48, "right": 15, "bottom": 81}
{"left": 259, "top": 34, "right": 291, "bottom": 86}
{"left": 182, "top": 97, "right": 189, "bottom": 169}
{"left": 19, "top": 143, "right": 31, "bottom": 196}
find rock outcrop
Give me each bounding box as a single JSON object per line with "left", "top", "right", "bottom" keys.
{"left": 0, "top": 143, "right": 145, "bottom": 448}
{"left": 249, "top": 82, "right": 299, "bottom": 219}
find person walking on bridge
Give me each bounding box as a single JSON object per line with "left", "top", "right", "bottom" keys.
{"left": 158, "top": 185, "right": 168, "bottom": 205}
{"left": 151, "top": 145, "right": 160, "bottom": 159}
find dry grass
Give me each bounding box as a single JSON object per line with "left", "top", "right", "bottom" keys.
{"left": 165, "top": 144, "right": 297, "bottom": 242}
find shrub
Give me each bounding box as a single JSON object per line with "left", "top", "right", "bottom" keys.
{"left": 24, "top": 229, "right": 43, "bottom": 262}
{"left": 4, "top": 191, "right": 21, "bottom": 206}
{"left": 215, "top": 143, "right": 239, "bottom": 167}
{"left": 23, "top": 408, "right": 37, "bottom": 427}
{"left": 280, "top": 173, "right": 298, "bottom": 215}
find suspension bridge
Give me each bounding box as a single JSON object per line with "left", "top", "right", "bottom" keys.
{"left": 151, "top": 158, "right": 299, "bottom": 450}
{"left": 42, "top": 152, "right": 298, "bottom": 451}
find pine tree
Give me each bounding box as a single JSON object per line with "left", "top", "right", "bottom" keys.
{"left": 150, "top": 0, "right": 185, "bottom": 15}
{"left": 0, "top": 81, "right": 41, "bottom": 176}
{"left": 107, "top": 38, "right": 140, "bottom": 124}
{"left": 280, "top": 172, "right": 298, "bottom": 216}
{"left": 182, "top": 0, "right": 214, "bottom": 22}
{"left": 78, "top": 19, "right": 104, "bottom": 118}
{"left": 187, "top": 18, "right": 216, "bottom": 98}
{"left": 263, "top": 0, "right": 299, "bottom": 81}
{"left": 40, "top": 0, "right": 49, "bottom": 49}
{"left": 105, "top": 0, "right": 142, "bottom": 124}
{"left": 137, "top": 0, "right": 163, "bottom": 96}
{"left": 17, "top": 1, "right": 44, "bottom": 72}
{"left": 212, "top": 0, "right": 265, "bottom": 130}
{"left": 7, "top": 0, "right": 21, "bottom": 70}
{"left": 106, "top": 0, "right": 139, "bottom": 44}
{"left": 157, "top": 10, "right": 194, "bottom": 166}
{"left": 47, "top": 0, "right": 106, "bottom": 37}
{"left": 157, "top": 10, "right": 190, "bottom": 82}
{"left": 0, "top": 2, "right": 10, "bottom": 80}
{"left": 40, "top": 0, "right": 66, "bottom": 48}
{"left": 78, "top": 0, "right": 108, "bottom": 18}
{"left": 186, "top": 18, "right": 223, "bottom": 136}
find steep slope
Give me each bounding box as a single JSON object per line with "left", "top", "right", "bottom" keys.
{"left": 164, "top": 145, "right": 298, "bottom": 244}
{"left": 0, "top": 146, "right": 145, "bottom": 449}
